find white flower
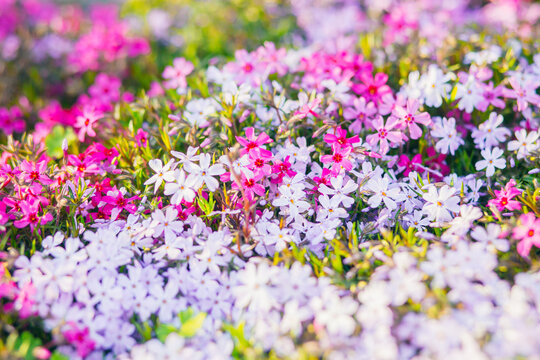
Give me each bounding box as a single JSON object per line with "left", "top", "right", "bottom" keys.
{"left": 163, "top": 169, "right": 198, "bottom": 205}
{"left": 317, "top": 194, "right": 348, "bottom": 221}
{"left": 507, "top": 129, "right": 539, "bottom": 159}
{"left": 404, "top": 210, "right": 430, "bottom": 231}
{"left": 151, "top": 207, "right": 183, "bottom": 240}
{"left": 470, "top": 224, "right": 510, "bottom": 253}
{"left": 475, "top": 147, "right": 506, "bottom": 177}
{"left": 422, "top": 185, "right": 460, "bottom": 223}
{"left": 455, "top": 76, "right": 483, "bottom": 113}
{"left": 471, "top": 112, "right": 511, "bottom": 148}
{"left": 419, "top": 65, "right": 453, "bottom": 107}
{"left": 144, "top": 159, "right": 175, "bottom": 193}
{"left": 183, "top": 98, "right": 216, "bottom": 127}
{"left": 171, "top": 146, "right": 200, "bottom": 165}
{"left": 318, "top": 175, "right": 357, "bottom": 208}
{"left": 185, "top": 153, "right": 225, "bottom": 192}
{"left": 431, "top": 117, "right": 464, "bottom": 155}
{"left": 272, "top": 186, "right": 310, "bottom": 219}
{"left": 366, "top": 175, "right": 405, "bottom": 210}
{"left": 222, "top": 80, "right": 251, "bottom": 105}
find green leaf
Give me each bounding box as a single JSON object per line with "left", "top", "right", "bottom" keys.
{"left": 179, "top": 312, "right": 206, "bottom": 338}
{"left": 44, "top": 125, "right": 77, "bottom": 158}
{"left": 155, "top": 324, "right": 178, "bottom": 343}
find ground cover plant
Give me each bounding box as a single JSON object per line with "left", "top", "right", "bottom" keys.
{"left": 0, "top": 0, "right": 540, "bottom": 359}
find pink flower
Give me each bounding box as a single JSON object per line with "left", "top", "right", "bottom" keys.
{"left": 20, "top": 160, "right": 52, "bottom": 184}
{"left": 487, "top": 179, "right": 522, "bottom": 213}
{"left": 294, "top": 93, "right": 321, "bottom": 119}
{"left": 366, "top": 115, "right": 403, "bottom": 155}
{"left": 398, "top": 154, "right": 423, "bottom": 176}
{"left": 476, "top": 82, "right": 505, "bottom": 112}
{"left": 321, "top": 147, "right": 353, "bottom": 174}
{"left": 235, "top": 127, "right": 273, "bottom": 158}
{"left": 63, "top": 323, "right": 96, "bottom": 358}
{"left": 75, "top": 107, "right": 102, "bottom": 142}
{"left": 0, "top": 106, "right": 25, "bottom": 135}
{"left": 324, "top": 126, "right": 360, "bottom": 151}
{"left": 248, "top": 149, "right": 273, "bottom": 177}
{"left": 135, "top": 128, "right": 149, "bottom": 147}
{"left": 344, "top": 97, "right": 377, "bottom": 134}
{"left": 352, "top": 72, "right": 392, "bottom": 104}
{"left": 13, "top": 199, "right": 52, "bottom": 231}
{"left": 162, "top": 57, "right": 194, "bottom": 90}
{"left": 392, "top": 98, "right": 431, "bottom": 140}
{"left": 5, "top": 282, "right": 36, "bottom": 319}
{"left": 233, "top": 173, "right": 265, "bottom": 201}
{"left": 271, "top": 156, "right": 296, "bottom": 184}
{"left": 100, "top": 188, "right": 139, "bottom": 216}
{"left": 513, "top": 213, "right": 540, "bottom": 257}
{"left": 88, "top": 73, "right": 121, "bottom": 106}
{"left": 503, "top": 77, "right": 540, "bottom": 112}
{"left": 424, "top": 147, "right": 450, "bottom": 181}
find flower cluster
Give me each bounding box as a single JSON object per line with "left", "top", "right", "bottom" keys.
{"left": 1, "top": 0, "right": 540, "bottom": 359}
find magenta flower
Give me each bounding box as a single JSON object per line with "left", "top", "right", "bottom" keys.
{"left": 20, "top": 160, "right": 52, "bottom": 185}
{"left": 135, "top": 128, "right": 149, "bottom": 147}
{"left": 0, "top": 106, "right": 25, "bottom": 135}
{"left": 321, "top": 147, "right": 353, "bottom": 174}
{"left": 324, "top": 126, "right": 360, "bottom": 151}
{"left": 512, "top": 213, "right": 540, "bottom": 257}
{"left": 271, "top": 156, "right": 296, "bottom": 184}
{"left": 392, "top": 98, "right": 431, "bottom": 140}
{"left": 352, "top": 72, "right": 392, "bottom": 104}
{"left": 503, "top": 77, "right": 540, "bottom": 112}
{"left": 366, "top": 115, "right": 403, "bottom": 155}
{"left": 162, "top": 57, "right": 194, "bottom": 90}
{"left": 63, "top": 323, "right": 96, "bottom": 358}
{"left": 248, "top": 149, "right": 273, "bottom": 177}
{"left": 235, "top": 127, "right": 273, "bottom": 158}
{"left": 4, "top": 282, "right": 36, "bottom": 319}
{"left": 75, "top": 107, "right": 102, "bottom": 142}
{"left": 100, "top": 188, "right": 139, "bottom": 215}
{"left": 487, "top": 179, "right": 522, "bottom": 213}
{"left": 13, "top": 199, "right": 52, "bottom": 231}
{"left": 234, "top": 173, "right": 265, "bottom": 201}
{"left": 398, "top": 154, "right": 424, "bottom": 176}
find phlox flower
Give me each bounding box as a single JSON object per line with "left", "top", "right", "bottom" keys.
{"left": 471, "top": 224, "right": 509, "bottom": 253}
{"left": 366, "top": 115, "right": 403, "bottom": 155}
{"left": 476, "top": 82, "right": 505, "bottom": 112}
{"left": 62, "top": 323, "right": 95, "bottom": 358}
{"left": 353, "top": 72, "right": 392, "bottom": 104}
{"left": 13, "top": 199, "right": 53, "bottom": 231}
{"left": 135, "top": 128, "right": 148, "bottom": 147}
{"left": 236, "top": 127, "right": 273, "bottom": 158}
{"left": 320, "top": 146, "right": 353, "bottom": 174}
{"left": 366, "top": 175, "right": 405, "bottom": 211}
{"left": 323, "top": 126, "right": 360, "bottom": 151}
{"left": 248, "top": 149, "right": 273, "bottom": 177}
{"left": 431, "top": 117, "right": 464, "bottom": 155}
{"left": 392, "top": 98, "right": 431, "bottom": 139}
{"left": 398, "top": 154, "right": 423, "bottom": 176}
{"left": 272, "top": 186, "right": 310, "bottom": 219}
{"left": 404, "top": 210, "right": 430, "bottom": 231}
{"left": 318, "top": 175, "right": 357, "bottom": 208}
{"left": 162, "top": 57, "right": 194, "bottom": 90}
{"left": 164, "top": 170, "right": 198, "bottom": 205}
{"left": 471, "top": 112, "right": 511, "bottom": 148}
{"left": 475, "top": 147, "right": 506, "bottom": 177}
{"left": 503, "top": 77, "right": 540, "bottom": 112}
{"left": 151, "top": 207, "right": 183, "bottom": 241}
{"left": 75, "top": 107, "right": 102, "bottom": 142}
{"left": 487, "top": 179, "right": 521, "bottom": 212}
{"left": 20, "top": 160, "right": 52, "bottom": 184}
{"left": 235, "top": 173, "right": 265, "bottom": 201}
{"left": 512, "top": 213, "right": 540, "bottom": 257}
{"left": 455, "top": 76, "right": 484, "bottom": 113}
{"left": 294, "top": 92, "right": 321, "bottom": 119}
{"left": 507, "top": 129, "right": 539, "bottom": 159}
{"left": 420, "top": 65, "right": 453, "bottom": 108}
{"left": 317, "top": 194, "right": 348, "bottom": 221}
{"left": 232, "top": 261, "right": 277, "bottom": 312}
{"left": 422, "top": 185, "right": 460, "bottom": 224}
{"left": 344, "top": 97, "right": 376, "bottom": 134}
{"left": 100, "top": 188, "right": 139, "bottom": 215}
{"left": 185, "top": 153, "right": 225, "bottom": 192}
{"left": 144, "top": 159, "right": 175, "bottom": 194}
